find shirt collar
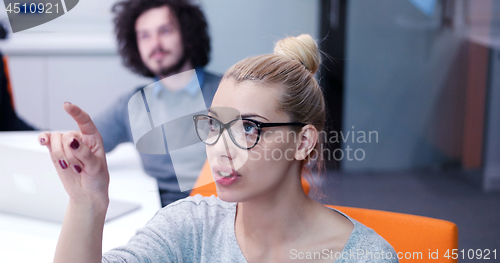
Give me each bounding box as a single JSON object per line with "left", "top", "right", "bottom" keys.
{"left": 153, "top": 67, "right": 205, "bottom": 97}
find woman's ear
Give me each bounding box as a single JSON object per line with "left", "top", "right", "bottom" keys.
{"left": 294, "top": 124, "right": 318, "bottom": 161}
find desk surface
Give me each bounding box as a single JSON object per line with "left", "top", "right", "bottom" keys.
{"left": 0, "top": 131, "right": 161, "bottom": 263}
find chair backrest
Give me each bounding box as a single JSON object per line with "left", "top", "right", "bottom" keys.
{"left": 190, "top": 161, "right": 459, "bottom": 262}
{"left": 2, "top": 55, "right": 15, "bottom": 109}
{"left": 328, "top": 205, "right": 458, "bottom": 262}
{"left": 189, "top": 160, "right": 310, "bottom": 196}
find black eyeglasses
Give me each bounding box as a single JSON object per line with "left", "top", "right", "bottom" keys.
{"left": 193, "top": 114, "right": 306, "bottom": 150}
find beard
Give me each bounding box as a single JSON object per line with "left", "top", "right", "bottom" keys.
{"left": 152, "top": 50, "right": 189, "bottom": 78}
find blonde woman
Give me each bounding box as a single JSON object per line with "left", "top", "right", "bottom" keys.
{"left": 39, "top": 34, "right": 397, "bottom": 262}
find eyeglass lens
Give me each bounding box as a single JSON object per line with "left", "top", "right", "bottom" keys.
{"left": 195, "top": 116, "right": 259, "bottom": 149}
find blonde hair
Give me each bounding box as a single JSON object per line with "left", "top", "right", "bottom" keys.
{"left": 223, "top": 34, "right": 326, "bottom": 184}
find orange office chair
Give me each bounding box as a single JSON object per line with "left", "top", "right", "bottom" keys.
{"left": 2, "top": 55, "right": 15, "bottom": 108}
{"left": 190, "top": 160, "right": 459, "bottom": 263}
{"left": 326, "top": 205, "right": 458, "bottom": 262}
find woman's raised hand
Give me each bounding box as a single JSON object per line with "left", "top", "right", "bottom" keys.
{"left": 38, "top": 103, "right": 109, "bottom": 205}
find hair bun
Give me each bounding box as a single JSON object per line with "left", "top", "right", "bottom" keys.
{"left": 273, "top": 34, "right": 320, "bottom": 75}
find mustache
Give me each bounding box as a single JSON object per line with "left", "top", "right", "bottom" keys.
{"left": 149, "top": 48, "right": 169, "bottom": 59}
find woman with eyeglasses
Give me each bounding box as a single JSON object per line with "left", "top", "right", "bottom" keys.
{"left": 40, "top": 34, "right": 397, "bottom": 262}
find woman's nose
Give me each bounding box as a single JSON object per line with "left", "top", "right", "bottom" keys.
{"left": 211, "top": 129, "right": 237, "bottom": 164}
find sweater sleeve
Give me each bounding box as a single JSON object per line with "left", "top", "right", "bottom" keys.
{"left": 101, "top": 195, "right": 241, "bottom": 263}
{"left": 100, "top": 196, "right": 207, "bottom": 263}
{"left": 101, "top": 210, "right": 179, "bottom": 263}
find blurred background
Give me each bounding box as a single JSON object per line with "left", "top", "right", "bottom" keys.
{"left": 1, "top": 0, "right": 499, "bottom": 258}
{"left": 0, "top": 0, "right": 319, "bottom": 130}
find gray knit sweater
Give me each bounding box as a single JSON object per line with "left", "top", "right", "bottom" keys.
{"left": 102, "top": 195, "right": 398, "bottom": 262}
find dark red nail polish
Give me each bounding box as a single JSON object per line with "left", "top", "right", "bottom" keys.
{"left": 73, "top": 165, "right": 82, "bottom": 173}
{"left": 40, "top": 138, "right": 45, "bottom": 144}
{"left": 59, "top": 159, "right": 68, "bottom": 169}
{"left": 70, "top": 139, "right": 80, "bottom": 150}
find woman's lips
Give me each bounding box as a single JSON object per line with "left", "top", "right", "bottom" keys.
{"left": 212, "top": 164, "right": 241, "bottom": 186}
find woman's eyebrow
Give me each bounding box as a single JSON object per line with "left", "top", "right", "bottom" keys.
{"left": 208, "top": 109, "right": 269, "bottom": 121}
{"left": 241, "top": 114, "right": 269, "bottom": 121}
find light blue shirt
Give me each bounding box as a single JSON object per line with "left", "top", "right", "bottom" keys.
{"left": 94, "top": 69, "right": 221, "bottom": 206}
{"left": 152, "top": 67, "right": 205, "bottom": 97}
{"left": 127, "top": 68, "right": 209, "bottom": 192}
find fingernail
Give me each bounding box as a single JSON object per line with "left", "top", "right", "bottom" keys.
{"left": 40, "top": 137, "right": 45, "bottom": 144}
{"left": 70, "top": 139, "right": 80, "bottom": 150}
{"left": 73, "top": 165, "right": 82, "bottom": 173}
{"left": 64, "top": 101, "right": 72, "bottom": 105}
{"left": 59, "top": 159, "right": 68, "bottom": 169}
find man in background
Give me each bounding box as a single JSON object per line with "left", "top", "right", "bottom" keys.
{"left": 94, "top": 0, "right": 220, "bottom": 207}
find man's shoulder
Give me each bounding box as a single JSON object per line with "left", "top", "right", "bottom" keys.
{"left": 200, "top": 70, "right": 221, "bottom": 106}
{"left": 111, "top": 86, "right": 149, "bottom": 106}
{"left": 203, "top": 70, "right": 222, "bottom": 87}
{"left": 204, "top": 70, "right": 222, "bottom": 79}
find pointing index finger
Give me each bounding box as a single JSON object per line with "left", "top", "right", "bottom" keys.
{"left": 63, "top": 103, "right": 98, "bottom": 135}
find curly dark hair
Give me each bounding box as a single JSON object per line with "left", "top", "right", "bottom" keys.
{"left": 112, "top": 0, "right": 210, "bottom": 77}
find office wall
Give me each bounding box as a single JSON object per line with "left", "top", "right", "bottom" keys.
{"left": 484, "top": 48, "right": 500, "bottom": 192}
{"left": 6, "top": 56, "right": 149, "bottom": 130}
{"left": 1, "top": 0, "right": 319, "bottom": 130}
{"left": 200, "top": 0, "right": 319, "bottom": 74}
{"left": 483, "top": 0, "right": 500, "bottom": 192}
{"left": 341, "top": 0, "right": 469, "bottom": 170}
